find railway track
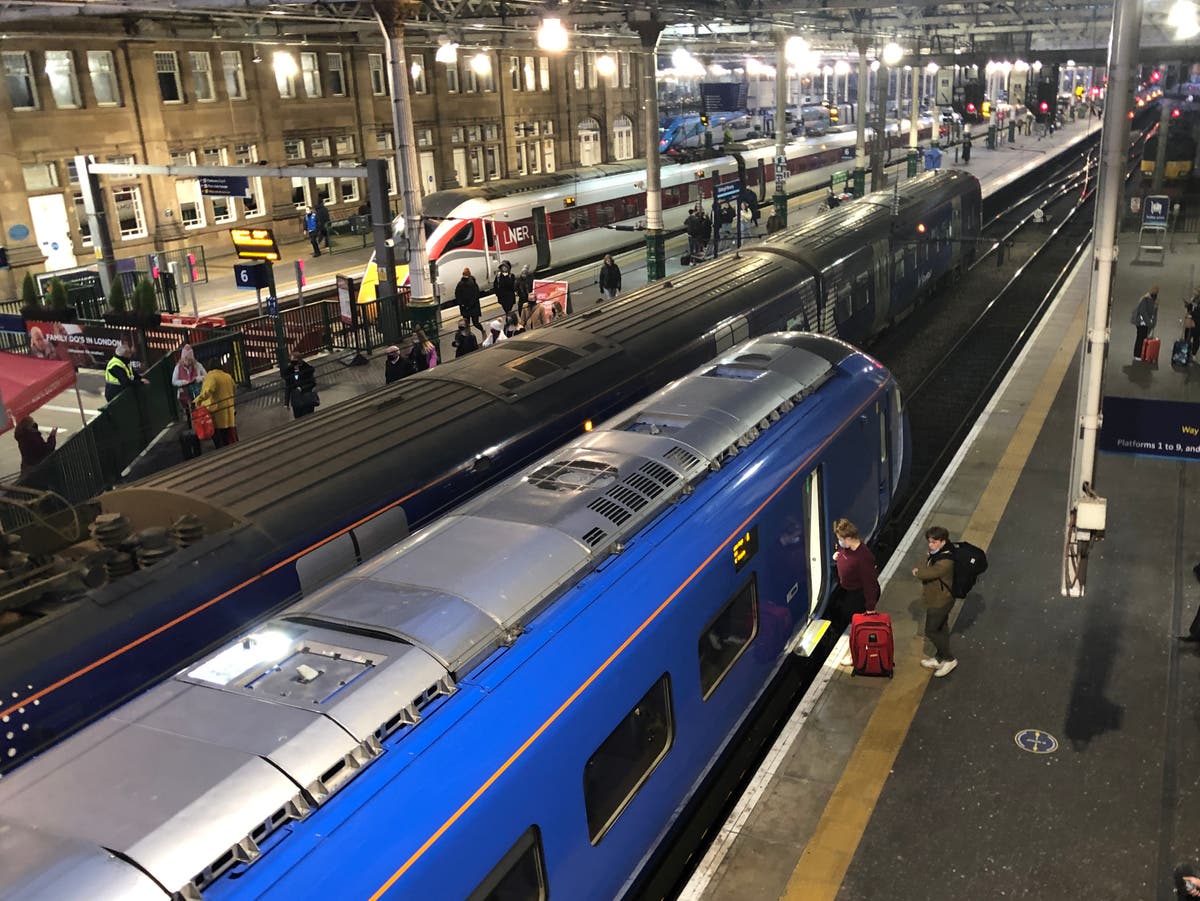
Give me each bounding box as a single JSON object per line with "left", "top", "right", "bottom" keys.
{"left": 629, "top": 128, "right": 1137, "bottom": 901}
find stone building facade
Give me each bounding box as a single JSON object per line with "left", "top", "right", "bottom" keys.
{"left": 0, "top": 26, "right": 642, "bottom": 295}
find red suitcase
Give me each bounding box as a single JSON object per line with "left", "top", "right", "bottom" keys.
{"left": 1142, "top": 336, "right": 1161, "bottom": 363}
{"left": 850, "top": 611, "right": 894, "bottom": 677}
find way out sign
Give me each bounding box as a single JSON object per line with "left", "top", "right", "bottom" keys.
{"left": 200, "top": 175, "right": 251, "bottom": 198}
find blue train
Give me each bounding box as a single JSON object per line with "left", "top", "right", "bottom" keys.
{"left": 0, "top": 171, "right": 979, "bottom": 775}
{"left": 0, "top": 332, "right": 909, "bottom": 900}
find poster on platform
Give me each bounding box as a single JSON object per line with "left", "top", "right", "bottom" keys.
{"left": 1099, "top": 395, "right": 1200, "bottom": 461}
{"left": 531, "top": 280, "right": 570, "bottom": 326}
{"left": 24, "top": 320, "right": 142, "bottom": 371}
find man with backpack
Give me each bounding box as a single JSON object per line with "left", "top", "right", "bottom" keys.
{"left": 912, "top": 525, "right": 958, "bottom": 677}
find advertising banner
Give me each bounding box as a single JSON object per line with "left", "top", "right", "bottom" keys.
{"left": 1099, "top": 395, "right": 1200, "bottom": 461}
{"left": 531, "top": 280, "right": 570, "bottom": 326}
{"left": 25, "top": 320, "right": 143, "bottom": 371}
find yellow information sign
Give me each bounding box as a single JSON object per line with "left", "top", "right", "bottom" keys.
{"left": 229, "top": 227, "right": 281, "bottom": 261}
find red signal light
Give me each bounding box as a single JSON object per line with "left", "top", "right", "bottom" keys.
{"left": 966, "top": 102, "right": 976, "bottom": 112}
{"left": 297, "top": 258, "right": 307, "bottom": 287}
{"left": 1172, "top": 107, "right": 1182, "bottom": 118}
{"left": 1039, "top": 101, "right": 1049, "bottom": 112}
{"left": 1151, "top": 70, "right": 1161, "bottom": 82}
{"left": 186, "top": 251, "right": 199, "bottom": 282}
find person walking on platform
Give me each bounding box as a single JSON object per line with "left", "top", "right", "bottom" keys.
{"left": 1133, "top": 285, "right": 1159, "bottom": 361}
{"left": 912, "top": 525, "right": 957, "bottom": 677}
{"left": 456, "top": 268, "right": 484, "bottom": 339}
{"left": 504, "top": 311, "right": 525, "bottom": 338}
{"left": 833, "top": 518, "right": 881, "bottom": 666}
{"left": 104, "top": 341, "right": 143, "bottom": 403}
{"left": 313, "top": 197, "right": 332, "bottom": 251}
{"left": 962, "top": 131, "right": 972, "bottom": 164}
{"left": 384, "top": 345, "right": 411, "bottom": 384}
{"left": 171, "top": 343, "right": 207, "bottom": 413}
{"left": 14, "top": 416, "right": 56, "bottom": 476}
{"left": 1184, "top": 289, "right": 1200, "bottom": 360}
{"left": 195, "top": 362, "right": 238, "bottom": 448}
{"left": 453, "top": 318, "right": 480, "bottom": 358}
{"left": 516, "top": 264, "right": 533, "bottom": 314}
{"left": 482, "top": 319, "right": 507, "bottom": 348}
{"left": 304, "top": 207, "right": 322, "bottom": 258}
{"left": 598, "top": 254, "right": 622, "bottom": 301}
{"left": 283, "top": 351, "right": 318, "bottom": 419}
{"left": 493, "top": 261, "right": 517, "bottom": 317}
{"left": 412, "top": 329, "right": 438, "bottom": 370}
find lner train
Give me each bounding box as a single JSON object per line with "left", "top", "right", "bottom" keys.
{"left": 0, "top": 171, "right": 979, "bottom": 775}
{"left": 0, "top": 332, "right": 909, "bottom": 901}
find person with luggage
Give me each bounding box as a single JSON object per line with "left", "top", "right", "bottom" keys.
{"left": 1133, "top": 284, "right": 1159, "bottom": 361}
{"left": 171, "top": 344, "right": 207, "bottom": 413}
{"left": 283, "top": 351, "right": 319, "bottom": 419}
{"left": 194, "top": 362, "right": 238, "bottom": 448}
{"left": 912, "top": 525, "right": 958, "bottom": 677}
{"left": 1184, "top": 289, "right": 1200, "bottom": 361}
{"left": 516, "top": 264, "right": 534, "bottom": 315}
{"left": 833, "top": 519, "right": 881, "bottom": 667}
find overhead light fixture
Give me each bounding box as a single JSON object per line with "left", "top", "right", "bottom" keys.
{"left": 273, "top": 51, "right": 298, "bottom": 78}
{"left": 537, "top": 17, "right": 569, "bottom": 53}
{"left": 1169, "top": 1, "right": 1200, "bottom": 39}
{"left": 470, "top": 52, "right": 492, "bottom": 76}
{"left": 870, "top": 60, "right": 881, "bottom": 72}
{"left": 411, "top": 59, "right": 423, "bottom": 80}
{"left": 784, "top": 36, "right": 809, "bottom": 65}
{"left": 823, "top": 65, "right": 834, "bottom": 76}
{"left": 834, "top": 60, "right": 851, "bottom": 76}
{"left": 435, "top": 41, "right": 458, "bottom": 64}
{"left": 926, "top": 61, "right": 939, "bottom": 74}
{"left": 745, "top": 57, "right": 764, "bottom": 76}
{"left": 597, "top": 54, "right": 617, "bottom": 78}
{"left": 881, "top": 41, "right": 904, "bottom": 67}
{"left": 1066, "top": 58, "right": 1076, "bottom": 67}
{"left": 708, "top": 62, "right": 729, "bottom": 77}
{"left": 1031, "top": 60, "right": 1043, "bottom": 73}
{"left": 251, "top": 45, "right": 263, "bottom": 64}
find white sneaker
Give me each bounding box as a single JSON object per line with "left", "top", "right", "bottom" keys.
{"left": 920, "top": 657, "right": 940, "bottom": 669}
{"left": 934, "top": 659, "right": 958, "bottom": 678}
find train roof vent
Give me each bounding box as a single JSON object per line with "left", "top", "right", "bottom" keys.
{"left": 542, "top": 346, "right": 583, "bottom": 368}
{"left": 664, "top": 445, "right": 702, "bottom": 469}
{"left": 514, "top": 356, "right": 559, "bottom": 379}
{"left": 581, "top": 526, "right": 609, "bottom": 547}
{"left": 623, "top": 413, "right": 689, "bottom": 437}
{"left": 586, "top": 460, "right": 679, "bottom": 528}
{"left": 528, "top": 459, "right": 620, "bottom": 492}
{"left": 500, "top": 376, "right": 525, "bottom": 391}
{"left": 704, "top": 359, "right": 769, "bottom": 380}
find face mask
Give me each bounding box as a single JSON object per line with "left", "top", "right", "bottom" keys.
{"left": 836, "top": 538, "right": 848, "bottom": 549}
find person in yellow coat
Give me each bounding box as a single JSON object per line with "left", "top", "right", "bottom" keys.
{"left": 194, "top": 361, "right": 238, "bottom": 449}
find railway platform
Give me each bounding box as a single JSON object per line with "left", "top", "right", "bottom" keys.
{"left": 682, "top": 227, "right": 1200, "bottom": 897}
{"left": 0, "top": 116, "right": 1099, "bottom": 483}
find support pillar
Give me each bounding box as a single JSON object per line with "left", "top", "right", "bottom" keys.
{"left": 1062, "top": 0, "right": 1144, "bottom": 596}
{"left": 772, "top": 31, "right": 790, "bottom": 226}
{"left": 632, "top": 18, "right": 666, "bottom": 279}
{"left": 853, "top": 42, "right": 868, "bottom": 197}
{"left": 372, "top": 1, "right": 438, "bottom": 339}
{"left": 907, "top": 63, "right": 921, "bottom": 177}
{"left": 871, "top": 61, "right": 888, "bottom": 191}
{"left": 77, "top": 154, "right": 118, "bottom": 299}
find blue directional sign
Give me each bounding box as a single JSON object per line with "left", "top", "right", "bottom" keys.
{"left": 1143, "top": 194, "right": 1169, "bottom": 228}
{"left": 199, "top": 175, "right": 251, "bottom": 198}
{"left": 1014, "top": 729, "right": 1058, "bottom": 754}
{"left": 233, "top": 261, "right": 270, "bottom": 290}
{"left": 716, "top": 180, "right": 742, "bottom": 201}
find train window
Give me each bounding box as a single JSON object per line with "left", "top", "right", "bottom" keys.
{"left": 803, "top": 467, "right": 825, "bottom": 617}
{"left": 834, "top": 285, "right": 852, "bottom": 323}
{"left": 583, "top": 673, "right": 674, "bottom": 843}
{"left": 699, "top": 576, "right": 758, "bottom": 699}
{"left": 854, "top": 272, "right": 871, "bottom": 313}
{"left": 467, "top": 826, "right": 547, "bottom": 901}
{"left": 877, "top": 402, "right": 888, "bottom": 467}
{"left": 447, "top": 221, "right": 475, "bottom": 250}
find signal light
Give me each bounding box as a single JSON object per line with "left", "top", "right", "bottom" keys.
{"left": 1040, "top": 101, "right": 1049, "bottom": 112}
{"left": 297, "top": 258, "right": 307, "bottom": 287}
{"left": 1128, "top": 111, "right": 1135, "bottom": 119}
{"left": 1151, "top": 70, "right": 1161, "bottom": 82}
{"left": 584, "top": 419, "right": 594, "bottom": 432}
{"left": 917, "top": 223, "right": 926, "bottom": 234}
{"left": 966, "top": 102, "right": 976, "bottom": 113}
{"left": 1172, "top": 108, "right": 1182, "bottom": 118}
{"left": 700, "top": 113, "right": 709, "bottom": 126}
{"left": 187, "top": 251, "right": 199, "bottom": 282}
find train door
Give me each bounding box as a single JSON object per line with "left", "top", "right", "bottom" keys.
{"left": 950, "top": 200, "right": 961, "bottom": 270}
{"left": 875, "top": 401, "right": 891, "bottom": 525}
{"left": 482, "top": 219, "right": 502, "bottom": 283}
{"left": 531, "top": 206, "right": 551, "bottom": 270}
{"left": 871, "top": 239, "right": 891, "bottom": 327}
{"left": 803, "top": 467, "right": 827, "bottom": 619}
{"left": 418, "top": 152, "right": 437, "bottom": 197}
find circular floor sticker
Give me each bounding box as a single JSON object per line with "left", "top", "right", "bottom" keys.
{"left": 1014, "top": 729, "right": 1059, "bottom": 754}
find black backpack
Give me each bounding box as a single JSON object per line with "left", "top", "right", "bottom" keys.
{"left": 947, "top": 541, "right": 988, "bottom": 599}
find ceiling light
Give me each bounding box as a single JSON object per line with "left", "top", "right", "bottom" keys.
{"left": 436, "top": 41, "right": 458, "bottom": 64}
{"left": 834, "top": 60, "right": 850, "bottom": 75}
{"left": 537, "top": 17, "right": 569, "bottom": 53}
{"left": 470, "top": 52, "right": 492, "bottom": 76}
{"left": 597, "top": 54, "right": 617, "bottom": 78}
{"left": 411, "top": 59, "right": 423, "bottom": 80}
{"left": 882, "top": 42, "right": 904, "bottom": 67}
{"left": 272, "top": 51, "right": 298, "bottom": 78}
{"left": 870, "top": 60, "right": 880, "bottom": 72}
{"left": 1169, "top": 1, "right": 1200, "bottom": 38}
{"left": 926, "top": 61, "right": 940, "bottom": 74}
{"left": 1032, "top": 60, "right": 1043, "bottom": 72}
{"left": 708, "top": 62, "right": 729, "bottom": 77}
{"left": 745, "top": 57, "right": 763, "bottom": 76}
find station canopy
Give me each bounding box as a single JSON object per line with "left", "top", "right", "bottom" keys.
{"left": 0, "top": 353, "right": 77, "bottom": 436}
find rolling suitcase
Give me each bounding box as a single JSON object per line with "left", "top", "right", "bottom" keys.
{"left": 1173, "top": 339, "right": 1190, "bottom": 368}
{"left": 850, "top": 611, "right": 894, "bottom": 677}
{"left": 1142, "top": 336, "right": 1161, "bottom": 364}
{"left": 179, "top": 428, "right": 202, "bottom": 460}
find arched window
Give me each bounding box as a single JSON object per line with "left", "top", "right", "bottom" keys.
{"left": 612, "top": 115, "right": 634, "bottom": 161}
{"left": 578, "top": 117, "right": 602, "bottom": 166}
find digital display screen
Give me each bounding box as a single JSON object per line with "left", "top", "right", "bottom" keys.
{"left": 732, "top": 526, "right": 759, "bottom": 572}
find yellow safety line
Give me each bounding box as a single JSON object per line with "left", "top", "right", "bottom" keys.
{"left": 781, "top": 300, "right": 1088, "bottom": 900}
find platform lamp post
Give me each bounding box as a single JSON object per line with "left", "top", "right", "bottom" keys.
{"left": 907, "top": 62, "right": 921, "bottom": 178}
{"left": 632, "top": 15, "right": 666, "bottom": 280}
{"left": 852, "top": 42, "right": 868, "bottom": 196}
{"left": 372, "top": 0, "right": 438, "bottom": 344}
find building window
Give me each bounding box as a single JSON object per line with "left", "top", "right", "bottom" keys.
{"left": 572, "top": 53, "right": 583, "bottom": 91}
{"left": 543, "top": 119, "right": 555, "bottom": 136}
{"left": 113, "top": 185, "right": 147, "bottom": 238}
{"left": 529, "top": 140, "right": 541, "bottom": 173}
{"left": 509, "top": 56, "right": 521, "bottom": 91}
{"left": 484, "top": 124, "right": 499, "bottom": 142}
{"left": 291, "top": 177, "right": 309, "bottom": 210}
{"left": 65, "top": 159, "right": 80, "bottom": 184}
{"left": 620, "top": 51, "right": 632, "bottom": 88}
{"left": 190, "top": 52, "right": 215, "bottom": 102}
{"left": 411, "top": 53, "right": 427, "bottom": 95}
{"left": 202, "top": 146, "right": 226, "bottom": 166}
{"left": 462, "top": 65, "right": 477, "bottom": 94}
{"left": 221, "top": 50, "right": 246, "bottom": 100}
{"left": 310, "top": 137, "right": 331, "bottom": 158}
{"left": 313, "top": 169, "right": 335, "bottom": 206}
{"left": 523, "top": 56, "right": 536, "bottom": 92}
{"left": 87, "top": 51, "right": 120, "bottom": 106}
{"left": 334, "top": 134, "right": 355, "bottom": 156}
{"left": 478, "top": 62, "right": 495, "bottom": 93}
{"left": 211, "top": 193, "right": 235, "bottom": 223}
{"left": 155, "top": 51, "right": 183, "bottom": 103}
{"left": 3, "top": 51, "right": 37, "bottom": 110}
{"left": 243, "top": 177, "right": 265, "bottom": 217}
{"left": 466, "top": 125, "right": 482, "bottom": 143}
{"left": 543, "top": 138, "right": 556, "bottom": 173}
{"left": 22, "top": 163, "right": 59, "bottom": 191}
{"left": 486, "top": 146, "right": 500, "bottom": 180}
{"left": 339, "top": 176, "right": 359, "bottom": 205}
{"left": 369, "top": 53, "right": 387, "bottom": 96}
{"left": 46, "top": 51, "right": 81, "bottom": 109}
{"left": 578, "top": 117, "right": 602, "bottom": 166}
{"left": 283, "top": 138, "right": 304, "bottom": 160}
{"left": 108, "top": 154, "right": 135, "bottom": 167}
{"left": 415, "top": 127, "right": 433, "bottom": 147}
{"left": 539, "top": 56, "right": 550, "bottom": 92}
{"left": 326, "top": 53, "right": 345, "bottom": 97}
{"left": 72, "top": 193, "right": 93, "bottom": 247}
{"left": 275, "top": 53, "right": 297, "bottom": 98}
{"left": 612, "top": 114, "right": 634, "bottom": 161}
{"left": 466, "top": 827, "right": 547, "bottom": 901}
{"left": 586, "top": 53, "right": 597, "bottom": 89}
{"left": 699, "top": 578, "right": 758, "bottom": 698}
{"left": 171, "top": 150, "right": 205, "bottom": 228}
{"left": 470, "top": 147, "right": 484, "bottom": 183}
{"left": 234, "top": 142, "right": 258, "bottom": 165}
{"left": 301, "top": 52, "right": 321, "bottom": 98}
{"left": 514, "top": 142, "right": 527, "bottom": 177}
{"left": 451, "top": 126, "right": 465, "bottom": 143}
{"left": 583, "top": 674, "right": 674, "bottom": 843}
{"left": 446, "top": 61, "right": 459, "bottom": 94}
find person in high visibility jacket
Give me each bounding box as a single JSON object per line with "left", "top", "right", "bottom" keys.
{"left": 104, "top": 342, "right": 143, "bottom": 402}
{"left": 194, "top": 362, "right": 238, "bottom": 448}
